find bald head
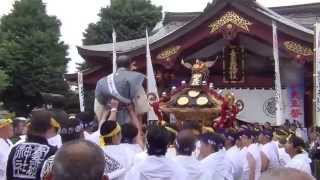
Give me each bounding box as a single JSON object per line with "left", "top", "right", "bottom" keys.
{"left": 176, "top": 129, "right": 196, "bottom": 156}
{"left": 260, "top": 168, "right": 314, "bottom": 180}
{"left": 52, "top": 140, "right": 106, "bottom": 180}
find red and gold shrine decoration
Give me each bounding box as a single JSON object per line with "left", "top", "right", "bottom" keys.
{"left": 213, "top": 92, "right": 239, "bottom": 129}
{"left": 208, "top": 11, "right": 253, "bottom": 34}
{"left": 156, "top": 46, "right": 181, "bottom": 62}
{"left": 283, "top": 41, "right": 313, "bottom": 63}
{"left": 223, "top": 45, "right": 245, "bottom": 83}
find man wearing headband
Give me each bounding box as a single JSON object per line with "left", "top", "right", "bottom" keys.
{"left": 174, "top": 130, "right": 210, "bottom": 180}
{"left": 6, "top": 110, "right": 57, "bottom": 180}
{"left": 126, "top": 126, "right": 187, "bottom": 180}
{"left": 259, "top": 129, "right": 280, "bottom": 171}
{"left": 239, "top": 129, "right": 261, "bottom": 180}
{"left": 47, "top": 111, "right": 67, "bottom": 148}
{"left": 224, "top": 130, "right": 244, "bottom": 180}
{"left": 0, "top": 117, "right": 13, "bottom": 180}
{"left": 273, "top": 128, "right": 291, "bottom": 166}
{"left": 11, "top": 117, "right": 28, "bottom": 144}
{"left": 100, "top": 120, "right": 131, "bottom": 180}
{"left": 40, "top": 115, "right": 85, "bottom": 180}
{"left": 76, "top": 112, "right": 97, "bottom": 136}
{"left": 199, "top": 132, "right": 233, "bottom": 180}
{"left": 285, "top": 136, "right": 312, "bottom": 175}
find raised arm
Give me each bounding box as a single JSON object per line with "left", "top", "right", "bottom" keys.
{"left": 107, "top": 99, "right": 119, "bottom": 121}
{"left": 127, "top": 104, "right": 144, "bottom": 148}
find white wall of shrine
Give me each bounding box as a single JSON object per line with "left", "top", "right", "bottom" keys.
{"left": 217, "top": 88, "right": 305, "bottom": 125}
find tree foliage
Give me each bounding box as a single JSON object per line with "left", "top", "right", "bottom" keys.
{"left": 0, "top": 0, "right": 69, "bottom": 115}
{"left": 83, "top": 0, "right": 162, "bottom": 45}
{"left": 0, "top": 70, "right": 10, "bottom": 91}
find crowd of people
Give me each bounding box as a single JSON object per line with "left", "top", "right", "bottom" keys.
{"left": 0, "top": 100, "right": 318, "bottom": 180}
{"left": 0, "top": 56, "right": 318, "bottom": 180}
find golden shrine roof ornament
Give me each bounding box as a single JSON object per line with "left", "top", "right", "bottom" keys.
{"left": 283, "top": 41, "right": 313, "bottom": 57}
{"left": 209, "top": 11, "right": 253, "bottom": 33}
{"left": 156, "top": 45, "right": 181, "bottom": 61}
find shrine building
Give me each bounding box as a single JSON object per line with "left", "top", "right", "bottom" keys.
{"left": 66, "top": 0, "right": 320, "bottom": 126}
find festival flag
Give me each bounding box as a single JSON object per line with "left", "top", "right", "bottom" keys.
{"left": 273, "top": 21, "right": 284, "bottom": 125}
{"left": 146, "top": 28, "right": 159, "bottom": 121}
{"left": 78, "top": 71, "right": 85, "bottom": 112}
{"left": 315, "top": 19, "right": 320, "bottom": 126}
{"left": 112, "top": 28, "right": 117, "bottom": 73}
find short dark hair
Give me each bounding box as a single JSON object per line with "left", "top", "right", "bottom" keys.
{"left": 117, "top": 55, "right": 131, "bottom": 68}
{"left": 52, "top": 140, "right": 105, "bottom": 180}
{"left": 182, "top": 120, "right": 202, "bottom": 135}
{"left": 288, "top": 136, "right": 305, "bottom": 153}
{"left": 146, "top": 126, "right": 170, "bottom": 156}
{"left": 28, "top": 110, "right": 52, "bottom": 134}
{"left": 200, "top": 132, "right": 224, "bottom": 152}
{"left": 176, "top": 130, "right": 196, "bottom": 156}
{"left": 100, "top": 121, "right": 119, "bottom": 145}
{"left": 60, "top": 116, "right": 83, "bottom": 143}
{"left": 121, "top": 123, "right": 138, "bottom": 144}
{"left": 76, "top": 112, "right": 96, "bottom": 132}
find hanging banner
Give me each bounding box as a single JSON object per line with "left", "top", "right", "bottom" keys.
{"left": 146, "top": 28, "right": 159, "bottom": 121}
{"left": 78, "top": 71, "right": 85, "bottom": 112}
{"left": 287, "top": 83, "right": 304, "bottom": 126}
{"left": 112, "top": 28, "right": 117, "bottom": 73}
{"left": 315, "top": 20, "right": 320, "bottom": 126}
{"left": 273, "top": 21, "right": 284, "bottom": 126}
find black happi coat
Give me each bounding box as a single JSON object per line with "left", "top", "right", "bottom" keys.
{"left": 6, "top": 135, "right": 57, "bottom": 180}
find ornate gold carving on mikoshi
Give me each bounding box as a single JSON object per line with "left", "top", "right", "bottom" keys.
{"left": 156, "top": 46, "right": 181, "bottom": 61}
{"left": 209, "top": 11, "right": 253, "bottom": 33}
{"left": 283, "top": 41, "right": 313, "bottom": 57}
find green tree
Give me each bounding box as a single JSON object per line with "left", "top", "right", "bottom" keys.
{"left": 0, "top": 70, "right": 10, "bottom": 91}
{"left": 0, "top": 0, "right": 69, "bottom": 115}
{"left": 83, "top": 0, "right": 162, "bottom": 45}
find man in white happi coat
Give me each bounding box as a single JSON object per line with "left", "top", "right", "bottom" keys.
{"left": 126, "top": 126, "right": 187, "bottom": 180}
{"left": 0, "top": 118, "right": 13, "bottom": 180}
{"left": 198, "top": 132, "right": 233, "bottom": 180}
{"left": 224, "top": 131, "right": 244, "bottom": 180}
{"left": 273, "top": 129, "right": 291, "bottom": 166}
{"left": 285, "top": 136, "right": 312, "bottom": 176}
{"left": 259, "top": 130, "right": 280, "bottom": 171}
{"left": 94, "top": 55, "right": 149, "bottom": 124}
{"left": 239, "top": 129, "right": 260, "bottom": 180}
{"left": 174, "top": 129, "right": 210, "bottom": 180}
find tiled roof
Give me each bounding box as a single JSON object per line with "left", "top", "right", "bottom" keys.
{"left": 78, "top": 2, "right": 319, "bottom": 56}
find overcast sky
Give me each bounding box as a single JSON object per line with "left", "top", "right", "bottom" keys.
{"left": 1, "top": 0, "right": 320, "bottom": 73}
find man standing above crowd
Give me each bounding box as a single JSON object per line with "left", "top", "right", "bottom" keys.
{"left": 0, "top": 117, "right": 13, "bottom": 180}
{"left": 6, "top": 110, "right": 57, "bottom": 180}
{"left": 94, "top": 55, "right": 149, "bottom": 124}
